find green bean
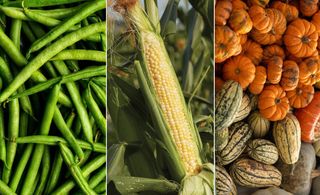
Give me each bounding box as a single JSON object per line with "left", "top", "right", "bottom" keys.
{"left": 93, "top": 181, "right": 106, "bottom": 194}
{"left": 6, "top": 0, "right": 89, "bottom": 7}
{"left": 84, "top": 86, "right": 106, "bottom": 135}
{"left": 87, "top": 167, "right": 106, "bottom": 189}
{"left": 22, "top": 22, "right": 36, "bottom": 42}
{"left": 51, "top": 154, "right": 106, "bottom": 194}
{"left": 15, "top": 136, "right": 106, "bottom": 153}
{"left": 74, "top": 116, "right": 82, "bottom": 137}
{"left": 9, "top": 144, "right": 34, "bottom": 192}
{"left": 30, "top": 173, "right": 40, "bottom": 195}
{"left": 30, "top": 4, "right": 84, "bottom": 19}
{"left": 90, "top": 81, "right": 106, "bottom": 106}
{"left": 0, "top": 77, "right": 2, "bottom": 90}
{"left": 0, "top": 6, "right": 29, "bottom": 20}
{"left": 34, "top": 146, "right": 51, "bottom": 195}
{"left": 18, "top": 111, "right": 28, "bottom": 137}
{"left": 8, "top": 66, "right": 106, "bottom": 100}
{"left": 0, "top": 179, "right": 16, "bottom": 195}
{"left": 0, "top": 108, "right": 6, "bottom": 167}
{"left": 0, "top": 22, "right": 106, "bottom": 103}
{"left": 27, "top": 0, "right": 105, "bottom": 56}
{"left": 20, "top": 84, "right": 60, "bottom": 195}
{"left": 51, "top": 50, "right": 106, "bottom": 62}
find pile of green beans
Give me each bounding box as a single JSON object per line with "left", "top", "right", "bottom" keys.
{"left": 0, "top": 0, "right": 106, "bottom": 194}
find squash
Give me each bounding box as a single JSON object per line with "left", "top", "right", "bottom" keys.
{"left": 247, "top": 139, "right": 279, "bottom": 165}
{"left": 267, "top": 56, "right": 283, "bottom": 84}
{"left": 280, "top": 60, "right": 299, "bottom": 91}
{"left": 252, "top": 187, "right": 292, "bottom": 195}
{"left": 284, "top": 19, "right": 318, "bottom": 58}
{"left": 248, "top": 111, "right": 270, "bottom": 138}
{"left": 215, "top": 80, "right": 243, "bottom": 131}
{"left": 299, "top": 0, "right": 319, "bottom": 17}
{"left": 273, "top": 113, "right": 301, "bottom": 164}
{"left": 233, "top": 94, "right": 251, "bottom": 122}
{"left": 228, "top": 9, "right": 253, "bottom": 34}
{"left": 216, "top": 165, "right": 237, "bottom": 195}
{"left": 286, "top": 83, "right": 314, "bottom": 108}
{"left": 222, "top": 55, "right": 256, "bottom": 89}
{"left": 271, "top": 1, "right": 298, "bottom": 22}
{"left": 215, "top": 26, "right": 242, "bottom": 63}
{"left": 299, "top": 57, "right": 320, "bottom": 86}
{"left": 262, "top": 44, "right": 285, "bottom": 62}
{"left": 248, "top": 92, "right": 259, "bottom": 110}
{"left": 248, "top": 5, "right": 273, "bottom": 33}
{"left": 215, "top": 0, "right": 233, "bottom": 26}
{"left": 215, "top": 127, "right": 228, "bottom": 151}
{"left": 295, "top": 92, "right": 320, "bottom": 143}
{"left": 249, "top": 66, "right": 267, "bottom": 95}
{"left": 258, "top": 85, "right": 289, "bottom": 121}
{"left": 241, "top": 39, "right": 263, "bottom": 65}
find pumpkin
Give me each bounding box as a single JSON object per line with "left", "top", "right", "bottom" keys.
{"left": 248, "top": 5, "right": 273, "bottom": 33}
{"left": 228, "top": 9, "right": 253, "bottom": 34}
{"left": 250, "top": 9, "right": 286, "bottom": 45}
{"left": 232, "top": 0, "right": 248, "bottom": 10}
{"left": 280, "top": 60, "right": 299, "bottom": 91}
{"left": 299, "top": 57, "right": 320, "bottom": 85}
{"left": 311, "top": 11, "right": 320, "bottom": 35}
{"left": 215, "top": 77, "right": 225, "bottom": 93}
{"left": 215, "top": 26, "right": 242, "bottom": 63}
{"left": 267, "top": 56, "right": 283, "bottom": 84}
{"left": 284, "top": 19, "right": 318, "bottom": 58}
{"left": 262, "top": 44, "right": 285, "bottom": 62}
{"left": 299, "top": 0, "right": 319, "bottom": 17}
{"left": 286, "top": 83, "right": 314, "bottom": 108}
{"left": 258, "top": 85, "right": 289, "bottom": 121}
{"left": 249, "top": 0, "right": 270, "bottom": 7}
{"left": 295, "top": 92, "right": 320, "bottom": 142}
{"left": 215, "top": 0, "right": 233, "bottom": 26}
{"left": 271, "top": 1, "right": 298, "bottom": 22}
{"left": 239, "top": 33, "right": 247, "bottom": 45}
{"left": 240, "top": 39, "right": 263, "bottom": 65}
{"left": 286, "top": 52, "right": 303, "bottom": 64}
{"left": 249, "top": 66, "right": 267, "bottom": 95}
{"left": 222, "top": 55, "right": 256, "bottom": 89}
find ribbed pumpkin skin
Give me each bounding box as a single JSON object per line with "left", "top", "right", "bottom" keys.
{"left": 248, "top": 111, "right": 270, "bottom": 138}
{"left": 241, "top": 39, "right": 263, "bottom": 65}
{"left": 219, "top": 122, "right": 253, "bottom": 165}
{"left": 215, "top": 0, "right": 233, "bottom": 26}
{"left": 233, "top": 94, "right": 251, "bottom": 123}
{"left": 228, "top": 9, "right": 253, "bottom": 34}
{"left": 230, "top": 159, "right": 282, "bottom": 187}
{"left": 299, "top": 0, "right": 319, "bottom": 17}
{"left": 215, "top": 80, "right": 243, "bottom": 131}
{"left": 273, "top": 113, "right": 301, "bottom": 164}
{"left": 216, "top": 165, "right": 237, "bottom": 195}
{"left": 262, "top": 44, "right": 285, "bottom": 62}
{"left": 271, "top": 1, "right": 298, "bottom": 22}
{"left": 215, "top": 127, "right": 229, "bottom": 151}
{"left": 249, "top": 66, "right": 267, "bottom": 95}
{"left": 280, "top": 60, "right": 299, "bottom": 91}
{"left": 267, "top": 56, "right": 283, "bottom": 84}
{"left": 247, "top": 139, "right": 279, "bottom": 164}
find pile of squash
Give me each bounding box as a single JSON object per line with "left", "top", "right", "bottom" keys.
{"left": 215, "top": 0, "right": 320, "bottom": 194}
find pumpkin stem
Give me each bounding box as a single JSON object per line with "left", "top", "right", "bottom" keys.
{"left": 301, "top": 36, "right": 310, "bottom": 43}
{"left": 275, "top": 98, "right": 281, "bottom": 104}
{"left": 235, "top": 68, "right": 241, "bottom": 74}
{"left": 296, "top": 88, "right": 302, "bottom": 95}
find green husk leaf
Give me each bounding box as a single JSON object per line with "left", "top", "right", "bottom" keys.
{"left": 107, "top": 144, "right": 126, "bottom": 184}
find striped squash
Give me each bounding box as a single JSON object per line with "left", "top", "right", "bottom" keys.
{"left": 218, "top": 122, "right": 253, "bottom": 165}
{"left": 247, "top": 139, "right": 279, "bottom": 164}
{"left": 216, "top": 165, "right": 237, "bottom": 195}
{"left": 273, "top": 113, "right": 301, "bottom": 164}
{"left": 233, "top": 94, "right": 251, "bottom": 123}
{"left": 248, "top": 93, "right": 259, "bottom": 110}
{"left": 248, "top": 111, "right": 270, "bottom": 138}
{"left": 215, "top": 127, "right": 228, "bottom": 151}
{"left": 230, "top": 158, "right": 282, "bottom": 187}
{"left": 215, "top": 80, "right": 243, "bottom": 131}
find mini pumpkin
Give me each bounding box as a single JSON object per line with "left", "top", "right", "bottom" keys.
{"left": 311, "top": 11, "right": 320, "bottom": 35}
{"left": 280, "top": 60, "right": 299, "bottom": 91}
{"left": 241, "top": 39, "right": 263, "bottom": 65}
{"left": 286, "top": 83, "right": 314, "bottom": 108}
{"left": 258, "top": 85, "right": 289, "bottom": 121}
{"left": 249, "top": 0, "right": 270, "bottom": 7}
{"left": 250, "top": 9, "right": 286, "bottom": 45}
{"left": 267, "top": 56, "right": 283, "bottom": 84}
{"left": 299, "top": 57, "right": 320, "bottom": 85}
{"left": 248, "top": 5, "right": 273, "bottom": 33}
{"left": 239, "top": 33, "right": 247, "bottom": 45}
{"left": 249, "top": 66, "right": 267, "bottom": 95}
{"left": 299, "top": 0, "right": 319, "bottom": 17}
{"left": 215, "top": 26, "right": 242, "bottom": 63}
{"left": 215, "top": 77, "right": 225, "bottom": 93}
{"left": 232, "top": 0, "right": 248, "bottom": 10}
{"left": 228, "top": 9, "right": 253, "bottom": 34}
{"left": 271, "top": 1, "right": 298, "bottom": 22}
{"left": 263, "top": 44, "right": 285, "bottom": 62}
{"left": 215, "top": 0, "right": 233, "bottom": 26}
{"left": 222, "top": 55, "right": 256, "bottom": 89}
{"left": 284, "top": 19, "right": 318, "bottom": 58}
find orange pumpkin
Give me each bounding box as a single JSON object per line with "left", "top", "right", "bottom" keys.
{"left": 258, "top": 85, "right": 289, "bottom": 121}
{"left": 280, "top": 60, "right": 299, "bottom": 91}
{"left": 299, "top": 57, "right": 320, "bottom": 85}
{"left": 241, "top": 39, "right": 263, "bottom": 65}
{"left": 215, "top": 26, "right": 242, "bottom": 63}
{"left": 249, "top": 0, "right": 270, "bottom": 7}
{"left": 239, "top": 33, "right": 247, "bottom": 45}
{"left": 248, "top": 5, "right": 273, "bottom": 33}
{"left": 271, "top": 1, "right": 298, "bottom": 22}
{"left": 267, "top": 56, "right": 283, "bottom": 84}
{"left": 228, "top": 9, "right": 253, "bottom": 34}
{"left": 287, "top": 83, "right": 314, "bottom": 108}
{"left": 215, "top": 0, "right": 233, "bottom": 26}
{"left": 299, "top": 0, "right": 318, "bottom": 17}
{"left": 222, "top": 55, "right": 256, "bottom": 89}
{"left": 284, "top": 19, "right": 318, "bottom": 58}
{"left": 262, "top": 44, "right": 285, "bottom": 62}
{"left": 250, "top": 9, "right": 286, "bottom": 45}
{"left": 215, "top": 77, "right": 225, "bottom": 93}
{"left": 232, "top": 0, "right": 248, "bottom": 10}
{"left": 311, "top": 11, "right": 320, "bottom": 35}
{"left": 249, "top": 66, "right": 267, "bottom": 95}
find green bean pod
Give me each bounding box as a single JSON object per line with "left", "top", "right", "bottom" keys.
{"left": 34, "top": 146, "right": 51, "bottom": 195}
{"left": 51, "top": 50, "right": 106, "bottom": 62}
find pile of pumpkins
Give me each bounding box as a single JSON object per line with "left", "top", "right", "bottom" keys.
{"left": 215, "top": 0, "right": 320, "bottom": 194}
